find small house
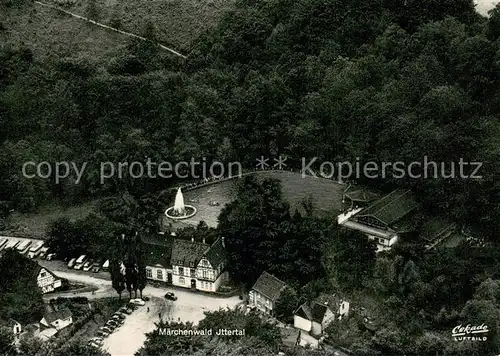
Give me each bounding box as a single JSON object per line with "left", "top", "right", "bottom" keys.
{"left": 294, "top": 294, "right": 350, "bottom": 336}
{"left": 40, "top": 306, "right": 73, "bottom": 331}
{"left": 248, "top": 271, "right": 287, "bottom": 315}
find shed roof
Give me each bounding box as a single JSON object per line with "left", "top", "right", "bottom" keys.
{"left": 251, "top": 271, "right": 287, "bottom": 301}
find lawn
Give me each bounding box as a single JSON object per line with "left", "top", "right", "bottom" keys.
{"left": 1, "top": 199, "right": 99, "bottom": 239}
{"left": 0, "top": 0, "right": 233, "bottom": 63}
{"left": 163, "top": 171, "right": 346, "bottom": 229}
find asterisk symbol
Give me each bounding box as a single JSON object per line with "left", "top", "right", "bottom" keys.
{"left": 273, "top": 156, "right": 287, "bottom": 169}
{"left": 256, "top": 156, "right": 269, "bottom": 170}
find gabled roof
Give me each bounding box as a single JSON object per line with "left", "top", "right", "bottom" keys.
{"left": 171, "top": 239, "right": 208, "bottom": 267}
{"left": 43, "top": 307, "right": 72, "bottom": 323}
{"left": 356, "top": 189, "right": 419, "bottom": 226}
{"left": 294, "top": 293, "right": 347, "bottom": 323}
{"left": 251, "top": 271, "right": 287, "bottom": 301}
{"left": 203, "top": 237, "right": 227, "bottom": 268}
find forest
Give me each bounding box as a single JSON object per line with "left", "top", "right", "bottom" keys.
{"left": 2, "top": 0, "right": 500, "bottom": 354}
{"left": 1, "top": 0, "right": 500, "bottom": 238}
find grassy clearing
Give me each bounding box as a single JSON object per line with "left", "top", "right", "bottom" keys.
{"left": 1, "top": 199, "right": 99, "bottom": 239}
{"left": 164, "top": 171, "right": 346, "bottom": 229}
{"left": 0, "top": 0, "right": 233, "bottom": 62}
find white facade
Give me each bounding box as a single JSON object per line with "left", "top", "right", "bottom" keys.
{"left": 171, "top": 257, "right": 228, "bottom": 292}
{"left": 40, "top": 315, "right": 72, "bottom": 331}
{"left": 294, "top": 315, "right": 311, "bottom": 332}
{"left": 37, "top": 268, "right": 62, "bottom": 294}
{"left": 248, "top": 290, "right": 275, "bottom": 314}
{"left": 146, "top": 265, "right": 172, "bottom": 283}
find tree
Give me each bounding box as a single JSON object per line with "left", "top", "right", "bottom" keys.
{"left": 275, "top": 286, "right": 299, "bottom": 324}
{"left": 52, "top": 341, "right": 111, "bottom": 356}
{"left": 0, "top": 326, "right": 15, "bottom": 356}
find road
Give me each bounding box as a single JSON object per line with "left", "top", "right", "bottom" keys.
{"left": 41, "top": 261, "right": 242, "bottom": 356}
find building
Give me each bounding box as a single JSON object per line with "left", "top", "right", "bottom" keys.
{"left": 294, "top": 294, "right": 350, "bottom": 336}
{"left": 0, "top": 250, "right": 62, "bottom": 294}
{"left": 144, "top": 234, "right": 174, "bottom": 284}
{"left": 341, "top": 189, "right": 419, "bottom": 252}
{"left": 170, "top": 237, "right": 228, "bottom": 292}
{"left": 248, "top": 271, "right": 287, "bottom": 315}
{"left": 40, "top": 306, "right": 73, "bottom": 331}
{"left": 0, "top": 319, "right": 22, "bottom": 336}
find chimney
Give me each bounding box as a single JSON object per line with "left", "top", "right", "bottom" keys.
{"left": 191, "top": 237, "right": 194, "bottom": 243}
{"left": 221, "top": 236, "right": 225, "bottom": 248}
{"left": 202, "top": 237, "right": 206, "bottom": 244}
{"left": 121, "top": 234, "right": 125, "bottom": 240}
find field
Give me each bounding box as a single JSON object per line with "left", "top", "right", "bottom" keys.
{"left": 1, "top": 199, "right": 98, "bottom": 239}
{"left": 163, "top": 171, "right": 346, "bottom": 229}
{"left": 0, "top": 0, "right": 233, "bottom": 63}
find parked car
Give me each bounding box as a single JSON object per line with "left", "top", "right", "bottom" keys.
{"left": 74, "top": 262, "right": 84, "bottom": 270}
{"left": 91, "top": 263, "right": 100, "bottom": 273}
{"left": 164, "top": 292, "right": 177, "bottom": 301}
{"left": 119, "top": 307, "right": 133, "bottom": 315}
{"left": 89, "top": 337, "right": 103, "bottom": 346}
{"left": 106, "top": 320, "right": 120, "bottom": 328}
{"left": 100, "top": 326, "right": 114, "bottom": 333}
{"left": 67, "top": 258, "right": 77, "bottom": 269}
{"left": 130, "top": 298, "right": 145, "bottom": 306}
{"left": 83, "top": 260, "right": 93, "bottom": 271}
{"left": 96, "top": 330, "right": 109, "bottom": 337}
{"left": 112, "top": 313, "right": 126, "bottom": 320}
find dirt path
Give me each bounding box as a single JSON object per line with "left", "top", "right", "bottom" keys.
{"left": 34, "top": 1, "right": 187, "bottom": 58}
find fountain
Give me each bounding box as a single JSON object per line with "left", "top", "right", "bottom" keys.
{"left": 165, "top": 188, "right": 197, "bottom": 220}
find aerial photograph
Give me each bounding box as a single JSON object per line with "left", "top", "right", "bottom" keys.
{"left": 1, "top": 0, "right": 500, "bottom": 355}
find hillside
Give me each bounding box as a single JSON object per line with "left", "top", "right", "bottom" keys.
{"left": 0, "top": 0, "right": 234, "bottom": 63}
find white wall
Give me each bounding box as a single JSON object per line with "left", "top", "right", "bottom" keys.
{"left": 294, "top": 315, "right": 311, "bottom": 332}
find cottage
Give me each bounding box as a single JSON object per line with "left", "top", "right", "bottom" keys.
{"left": 294, "top": 294, "right": 350, "bottom": 336}
{"left": 341, "top": 189, "right": 419, "bottom": 252}
{"left": 171, "top": 237, "right": 228, "bottom": 292}
{"left": 0, "top": 319, "right": 22, "bottom": 336}
{"left": 40, "top": 306, "right": 72, "bottom": 331}
{"left": 0, "top": 250, "right": 62, "bottom": 294}
{"left": 248, "top": 271, "right": 287, "bottom": 315}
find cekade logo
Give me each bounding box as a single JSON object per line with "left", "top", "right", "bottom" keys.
{"left": 452, "top": 324, "right": 488, "bottom": 341}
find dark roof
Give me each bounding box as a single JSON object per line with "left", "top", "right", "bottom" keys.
{"left": 294, "top": 301, "right": 328, "bottom": 323}
{"left": 356, "top": 189, "right": 419, "bottom": 226}
{"left": 0, "top": 249, "right": 58, "bottom": 281}
{"left": 171, "top": 239, "right": 208, "bottom": 267}
{"left": 44, "top": 307, "right": 72, "bottom": 323}
{"left": 143, "top": 234, "right": 174, "bottom": 268}
{"left": 251, "top": 271, "right": 287, "bottom": 301}
{"left": 294, "top": 293, "right": 346, "bottom": 322}
{"left": 144, "top": 243, "right": 172, "bottom": 268}
{"left": 203, "top": 237, "right": 227, "bottom": 267}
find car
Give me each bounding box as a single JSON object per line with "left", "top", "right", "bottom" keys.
{"left": 164, "top": 292, "right": 177, "bottom": 301}
{"left": 106, "top": 320, "right": 119, "bottom": 328}
{"left": 89, "top": 341, "right": 100, "bottom": 348}
{"left": 67, "top": 258, "right": 77, "bottom": 268}
{"left": 100, "top": 326, "right": 113, "bottom": 333}
{"left": 89, "top": 337, "right": 103, "bottom": 346}
{"left": 74, "top": 263, "right": 84, "bottom": 270}
{"left": 91, "top": 263, "right": 100, "bottom": 273}
{"left": 130, "top": 298, "right": 145, "bottom": 306}
{"left": 126, "top": 303, "right": 138, "bottom": 310}
{"left": 112, "top": 313, "right": 126, "bottom": 320}
{"left": 83, "top": 260, "right": 93, "bottom": 271}
{"left": 119, "top": 307, "right": 133, "bottom": 315}
{"left": 109, "top": 317, "right": 124, "bottom": 325}
{"left": 96, "top": 330, "right": 109, "bottom": 337}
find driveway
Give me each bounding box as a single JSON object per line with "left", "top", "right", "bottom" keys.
{"left": 42, "top": 265, "right": 242, "bottom": 356}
